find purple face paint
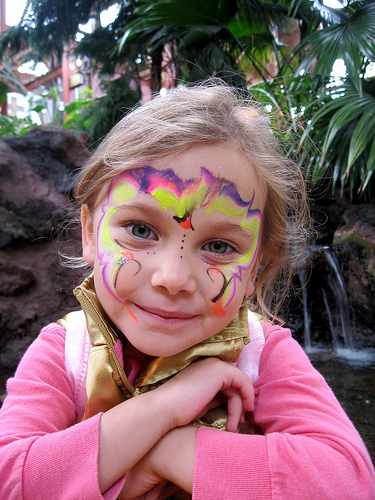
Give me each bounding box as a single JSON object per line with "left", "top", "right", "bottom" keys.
{"left": 97, "top": 166, "right": 261, "bottom": 310}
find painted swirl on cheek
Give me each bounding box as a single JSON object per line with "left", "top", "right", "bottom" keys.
{"left": 205, "top": 191, "right": 261, "bottom": 311}
{"left": 113, "top": 243, "right": 142, "bottom": 289}
{"left": 97, "top": 166, "right": 261, "bottom": 311}
{"left": 97, "top": 178, "right": 141, "bottom": 302}
{"left": 207, "top": 267, "right": 234, "bottom": 317}
{"left": 207, "top": 267, "right": 232, "bottom": 303}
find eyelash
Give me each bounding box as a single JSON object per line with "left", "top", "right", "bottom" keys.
{"left": 122, "top": 222, "right": 238, "bottom": 256}
{"left": 123, "top": 221, "right": 157, "bottom": 240}
{"left": 202, "top": 240, "right": 237, "bottom": 256}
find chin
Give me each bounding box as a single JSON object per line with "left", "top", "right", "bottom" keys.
{"left": 137, "top": 340, "right": 188, "bottom": 358}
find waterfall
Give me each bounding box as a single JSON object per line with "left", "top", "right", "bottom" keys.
{"left": 296, "top": 246, "right": 355, "bottom": 352}
{"left": 298, "top": 268, "right": 311, "bottom": 351}
{"left": 293, "top": 246, "right": 375, "bottom": 366}
{"left": 322, "top": 289, "right": 340, "bottom": 349}
{"left": 323, "top": 249, "right": 354, "bottom": 351}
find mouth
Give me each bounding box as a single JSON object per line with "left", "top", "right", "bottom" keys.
{"left": 135, "top": 304, "right": 198, "bottom": 321}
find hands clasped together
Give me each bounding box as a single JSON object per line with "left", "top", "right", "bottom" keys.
{"left": 108, "top": 357, "right": 254, "bottom": 500}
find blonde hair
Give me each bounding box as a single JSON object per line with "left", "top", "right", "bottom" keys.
{"left": 75, "top": 81, "right": 310, "bottom": 322}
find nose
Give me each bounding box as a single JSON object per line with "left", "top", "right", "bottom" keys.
{"left": 151, "top": 249, "right": 197, "bottom": 295}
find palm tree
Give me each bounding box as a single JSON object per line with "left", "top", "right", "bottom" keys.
{"left": 120, "top": 0, "right": 375, "bottom": 196}
{"left": 295, "top": 1, "right": 375, "bottom": 196}
{"left": 118, "top": 0, "right": 320, "bottom": 88}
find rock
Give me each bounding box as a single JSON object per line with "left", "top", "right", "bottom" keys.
{"left": 0, "top": 263, "right": 35, "bottom": 296}
{"left": 2, "top": 126, "right": 90, "bottom": 193}
{"left": 0, "top": 128, "right": 90, "bottom": 394}
{"left": 332, "top": 200, "right": 375, "bottom": 346}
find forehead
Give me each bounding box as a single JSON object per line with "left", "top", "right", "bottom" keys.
{"left": 96, "top": 145, "right": 266, "bottom": 213}
{"left": 153, "top": 145, "right": 264, "bottom": 201}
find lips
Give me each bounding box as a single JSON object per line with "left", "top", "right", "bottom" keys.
{"left": 135, "top": 304, "right": 197, "bottom": 320}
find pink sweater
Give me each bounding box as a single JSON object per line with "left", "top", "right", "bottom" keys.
{"left": 0, "top": 322, "right": 374, "bottom": 499}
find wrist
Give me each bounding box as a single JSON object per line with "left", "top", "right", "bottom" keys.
{"left": 149, "top": 382, "right": 184, "bottom": 432}
{"left": 155, "top": 426, "right": 197, "bottom": 494}
{"left": 142, "top": 386, "right": 179, "bottom": 434}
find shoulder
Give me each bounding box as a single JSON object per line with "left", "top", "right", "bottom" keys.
{"left": 14, "top": 321, "right": 67, "bottom": 377}
{"left": 255, "top": 322, "right": 332, "bottom": 397}
{"left": 260, "top": 322, "right": 312, "bottom": 370}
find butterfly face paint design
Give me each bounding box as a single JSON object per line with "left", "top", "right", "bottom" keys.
{"left": 97, "top": 166, "right": 261, "bottom": 314}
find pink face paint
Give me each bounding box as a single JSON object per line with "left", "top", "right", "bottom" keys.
{"left": 97, "top": 166, "right": 261, "bottom": 313}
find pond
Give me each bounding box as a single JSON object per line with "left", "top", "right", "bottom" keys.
{"left": 308, "top": 347, "right": 375, "bottom": 465}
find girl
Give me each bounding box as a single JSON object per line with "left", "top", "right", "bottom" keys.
{"left": 0, "top": 82, "right": 374, "bottom": 500}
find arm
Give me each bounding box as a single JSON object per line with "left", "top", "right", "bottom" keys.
{"left": 0, "top": 324, "right": 175, "bottom": 499}
{"left": 0, "top": 324, "right": 253, "bottom": 499}
{"left": 192, "top": 325, "right": 375, "bottom": 500}
{"left": 99, "top": 356, "right": 254, "bottom": 491}
{"left": 0, "top": 324, "right": 106, "bottom": 500}
{"left": 121, "top": 325, "right": 375, "bottom": 500}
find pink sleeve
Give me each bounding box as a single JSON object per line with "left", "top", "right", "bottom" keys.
{"left": 0, "top": 323, "right": 123, "bottom": 500}
{"left": 193, "top": 325, "right": 375, "bottom": 500}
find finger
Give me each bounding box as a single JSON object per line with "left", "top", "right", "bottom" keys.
{"left": 158, "top": 482, "right": 181, "bottom": 499}
{"left": 225, "top": 391, "right": 243, "bottom": 432}
{"left": 228, "top": 371, "right": 255, "bottom": 413}
{"left": 144, "top": 481, "right": 169, "bottom": 500}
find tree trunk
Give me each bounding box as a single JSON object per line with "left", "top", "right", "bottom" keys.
{"left": 150, "top": 45, "right": 163, "bottom": 93}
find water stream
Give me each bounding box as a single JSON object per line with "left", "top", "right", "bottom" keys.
{"left": 294, "top": 246, "right": 375, "bottom": 464}
{"left": 298, "top": 246, "right": 373, "bottom": 362}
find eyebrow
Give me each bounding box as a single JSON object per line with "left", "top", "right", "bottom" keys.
{"left": 115, "top": 202, "right": 255, "bottom": 241}
{"left": 203, "top": 220, "right": 255, "bottom": 242}
{"left": 115, "top": 202, "right": 165, "bottom": 219}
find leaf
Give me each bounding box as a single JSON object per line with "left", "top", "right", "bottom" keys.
{"left": 30, "top": 104, "right": 45, "bottom": 113}
{"left": 295, "top": 2, "right": 375, "bottom": 80}
{"left": 0, "top": 81, "right": 10, "bottom": 107}
{"left": 360, "top": 136, "right": 375, "bottom": 193}
{"left": 347, "top": 107, "right": 375, "bottom": 172}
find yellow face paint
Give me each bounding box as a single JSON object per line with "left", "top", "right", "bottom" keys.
{"left": 97, "top": 166, "right": 261, "bottom": 311}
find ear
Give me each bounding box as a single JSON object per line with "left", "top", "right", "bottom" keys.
{"left": 81, "top": 205, "right": 95, "bottom": 265}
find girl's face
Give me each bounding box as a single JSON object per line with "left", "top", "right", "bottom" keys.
{"left": 82, "top": 145, "right": 266, "bottom": 357}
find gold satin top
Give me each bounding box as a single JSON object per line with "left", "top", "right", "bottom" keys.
{"left": 59, "top": 274, "right": 250, "bottom": 422}
{"left": 58, "top": 274, "right": 252, "bottom": 499}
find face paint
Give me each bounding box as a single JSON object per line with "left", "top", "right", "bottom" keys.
{"left": 204, "top": 185, "right": 261, "bottom": 312}
{"left": 97, "top": 166, "right": 261, "bottom": 310}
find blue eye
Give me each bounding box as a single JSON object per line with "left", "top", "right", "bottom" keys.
{"left": 206, "top": 241, "right": 230, "bottom": 254}
{"left": 129, "top": 223, "right": 152, "bottom": 239}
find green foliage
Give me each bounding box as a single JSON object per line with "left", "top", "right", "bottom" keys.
{"left": 63, "top": 87, "right": 95, "bottom": 133}
{"left": 1, "top": 0, "right": 375, "bottom": 196}
{"left": 62, "top": 77, "right": 142, "bottom": 142}
{"left": 297, "top": 1, "right": 375, "bottom": 95}
{"left": 0, "top": 81, "right": 9, "bottom": 106}
{"left": 292, "top": 1, "right": 375, "bottom": 196}
{"left": 89, "top": 77, "right": 142, "bottom": 142}
{"left": 0, "top": 114, "right": 36, "bottom": 137}
{"left": 300, "top": 79, "right": 375, "bottom": 195}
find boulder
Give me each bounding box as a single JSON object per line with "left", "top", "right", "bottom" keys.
{"left": 286, "top": 198, "right": 375, "bottom": 349}
{"left": 333, "top": 200, "right": 375, "bottom": 346}
{"left": 0, "top": 127, "right": 90, "bottom": 397}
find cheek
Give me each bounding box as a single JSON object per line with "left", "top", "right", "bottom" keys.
{"left": 207, "top": 267, "right": 229, "bottom": 301}
{"left": 110, "top": 255, "right": 142, "bottom": 299}
{"left": 206, "top": 260, "right": 254, "bottom": 317}
{"left": 206, "top": 266, "right": 238, "bottom": 317}
{"left": 97, "top": 246, "right": 143, "bottom": 303}
{"left": 96, "top": 211, "right": 143, "bottom": 302}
